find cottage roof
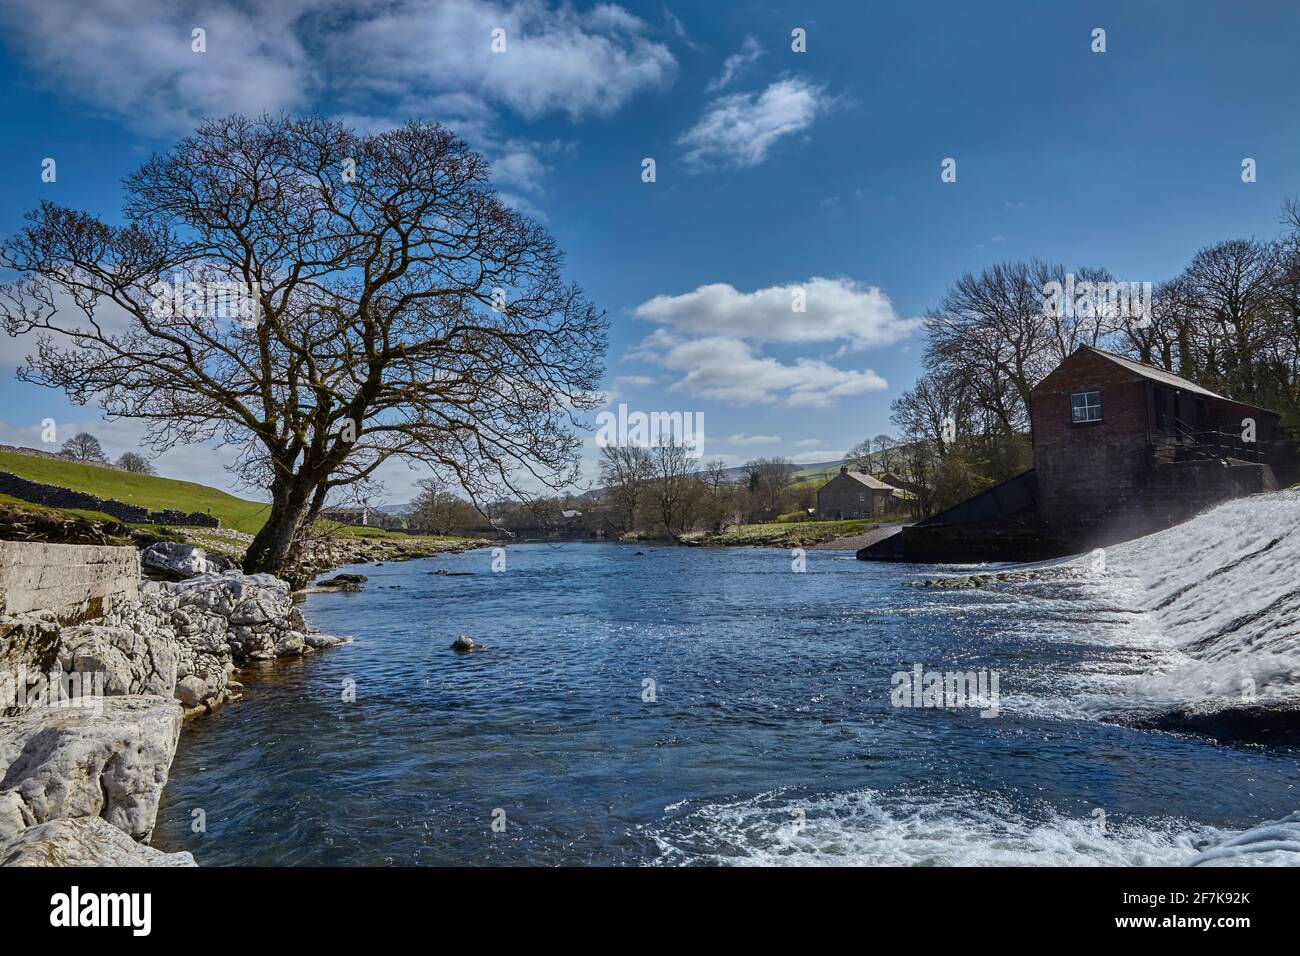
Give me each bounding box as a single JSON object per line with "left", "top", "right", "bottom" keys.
{"left": 1075, "top": 346, "right": 1228, "bottom": 400}
{"left": 839, "top": 470, "right": 899, "bottom": 491}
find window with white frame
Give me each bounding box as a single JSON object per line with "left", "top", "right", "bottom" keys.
{"left": 1071, "top": 390, "right": 1102, "bottom": 423}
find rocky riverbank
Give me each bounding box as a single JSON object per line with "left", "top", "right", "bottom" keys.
{"left": 0, "top": 556, "right": 354, "bottom": 866}
{"left": 167, "top": 526, "right": 488, "bottom": 588}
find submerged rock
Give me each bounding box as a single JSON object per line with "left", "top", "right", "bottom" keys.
{"left": 314, "top": 573, "right": 367, "bottom": 592}
{"left": 0, "top": 816, "right": 196, "bottom": 867}
{"left": 1130, "top": 697, "right": 1300, "bottom": 748}
{"left": 304, "top": 633, "right": 351, "bottom": 650}
{"left": 450, "top": 634, "right": 479, "bottom": 653}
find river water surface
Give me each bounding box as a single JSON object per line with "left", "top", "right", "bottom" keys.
{"left": 152, "top": 538, "right": 1300, "bottom": 865}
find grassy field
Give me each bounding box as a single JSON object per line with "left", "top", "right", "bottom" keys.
{"left": 695, "top": 517, "right": 899, "bottom": 547}
{"left": 0, "top": 450, "right": 482, "bottom": 551}
{"left": 0, "top": 450, "right": 271, "bottom": 533}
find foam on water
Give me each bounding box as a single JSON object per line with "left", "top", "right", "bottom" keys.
{"left": 645, "top": 788, "right": 1299, "bottom": 867}
{"left": 1091, "top": 488, "right": 1300, "bottom": 711}
{"left": 929, "top": 489, "right": 1300, "bottom": 716}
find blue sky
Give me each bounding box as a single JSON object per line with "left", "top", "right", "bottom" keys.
{"left": 1, "top": 0, "right": 1298, "bottom": 502}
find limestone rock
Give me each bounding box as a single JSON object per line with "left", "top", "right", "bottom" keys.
{"left": 57, "top": 624, "right": 178, "bottom": 698}
{"left": 230, "top": 595, "right": 278, "bottom": 626}
{"left": 303, "top": 633, "right": 351, "bottom": 650}
{"left": 0, "top": 615, "right": 62, "bottom": 717}
{"left": 273, "top": 632, "right": 307, "bottom": 657}
{"left": 141, "top": 541, "right": 220, "bottom": 580}
{"left": 173, "top": 675, "right": 207, "bottom": 708}
{"left": 0, "top": 816, "right": 196, "bottom": 867}
{"left": 0, "top": 695, "right": 182, "bottom": 843}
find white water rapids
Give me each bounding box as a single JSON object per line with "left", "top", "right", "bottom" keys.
{"left": 650, "top": 490, "right": 1300, "bottom": 866}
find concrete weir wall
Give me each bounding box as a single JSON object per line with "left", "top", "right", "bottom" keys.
{"left": 0, "top": 541, "right": 139, "bottom": 624}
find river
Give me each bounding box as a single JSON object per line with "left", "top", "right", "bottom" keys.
{"left": 151, "top": 511, "right": 1300, "bottom": 865}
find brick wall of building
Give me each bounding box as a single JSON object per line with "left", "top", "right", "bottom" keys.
{"left": 1030, "top": 350, "right": 1154, "bottom": 531}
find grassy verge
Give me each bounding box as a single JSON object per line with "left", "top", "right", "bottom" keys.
{"left": 687, "top": 518, "right": 901, "bottom": 547}
{"left": 0, "top": 450, "right": 270, "bottom": 533}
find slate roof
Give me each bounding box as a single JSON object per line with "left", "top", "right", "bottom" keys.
{"left": 1076, "top": 346, "right": 1229, "bottom": 400}
{"left": 839, "top": 471, "right": 902, "bottom": 491}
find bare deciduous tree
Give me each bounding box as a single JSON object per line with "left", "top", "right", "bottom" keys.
{"left": 0, "top": 115, "right": 606, "bottom": 572}
{"left": 598, "top": 444, "right": 654, "bottom": 534}
{"left": 61, "top": 432, "right": 108, "bottom": 464}
{"left": 116, "top": 451, "right": 155, "bottom": 474}
{"left": 698, "top": 458, "right": 738, "bottom": 532}
{"left": 650, "top": 442, "right": 702, "bottom": 540}
{"left": 871, "top": 434, "right": 899, "bottom": 474}
{"left": 409, "top": 476, "right": 477, "bottom": 534}
{"left": 744, "top": 456, "right": 792, "bottom": 518}
{"left": 890, "top": 373, "right": 969, "bottom": 459}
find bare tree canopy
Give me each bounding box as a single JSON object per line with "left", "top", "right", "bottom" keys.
{"left": 744, "top": 456, "right": 792, "bottom": 517}
{"left": 409, "top": 476, "right": 477, "bottom": 535}
{"left": 1, "top": 115, "right": 607, "bottom": 572}
{"left": 116, "top": 451, "right": 156, "bottom": 474}
{"left": 649, "top": 441, "right": 701, "bottom": 540}
{"left": 598, "top": 444, "right": 653, "bottom": 534}
{"left": 61, "top": 432, "right": 108, "bottom": 463}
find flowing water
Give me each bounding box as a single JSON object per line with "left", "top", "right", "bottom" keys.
{"left": 152, "top": 493, "right": 1300, "bottom": 866}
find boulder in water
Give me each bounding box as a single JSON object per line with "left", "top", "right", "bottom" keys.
{"left": 314, "top": 573, "right": 367, "bottom": 591}
{"left": 450, "top": 634, "right": 479, "bottom": 653}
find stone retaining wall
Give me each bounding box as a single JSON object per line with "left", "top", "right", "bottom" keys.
{"left": 0, "top": 541, "right": 139, "bottom": 624}
{"left": 0, "top": 471, "right": 218, "bottom": 527}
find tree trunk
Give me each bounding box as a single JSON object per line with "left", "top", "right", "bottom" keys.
{"left": 243, "top": 478, "right": 315, "bottom": 574}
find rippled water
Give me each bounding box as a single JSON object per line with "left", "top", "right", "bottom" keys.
{"left": 152, "top": 538, "right": 1300, "bottom": 866}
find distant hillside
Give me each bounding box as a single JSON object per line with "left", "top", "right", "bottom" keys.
{"left": 0, "top": 449, "right": 270, "bottom": 534}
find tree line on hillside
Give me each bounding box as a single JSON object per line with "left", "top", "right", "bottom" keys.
{"left": 381, "top": 450, "right": 820, "bottom": 541}
{"left": 54, "top": 431, "right": 156, "bottom": 475}
{"left": 594, "top": 448, "right": 809, "bottom": 540}
{"left": 881, "top": 197, "right": 1300, "bottom": 516}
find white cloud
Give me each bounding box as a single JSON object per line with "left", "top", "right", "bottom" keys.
{"left": 0, "top": 0, "right": 676, "bottom": 216}
{"left": 706, "top": 35, "right": 762, "bottom": 92}
{"left": 789, "top": 449, "right": 845, "bottom": 465}
{"left": 793, "top": 438, "right": 822, "bottom": 448}
{"left": 327, "top": 0, "right": 675, "bottom": 121}
{"left": 630, "top": 330, "right": 888, "bottom": 408}
{"left": 679, "top": 77, "right": 832, "bottom": 169}
{"left": 0, "top": 0, "right": 318, "bottom": 136}
{"left": 633, "top": 277, "right": 921, "bottom": 350}
{"left": 726, "top": 433, "right": 781, "bottom": 446}
{"left": 0, "top": 0, "right": 676, "bottom": 133}
{"left": 663, "top": 9, "right": 694, "bottom": 47}
{"left": 629, "top": 275, "right": 914, "bottom": 409}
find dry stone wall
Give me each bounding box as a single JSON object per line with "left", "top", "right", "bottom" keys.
{"left": 0, "top": 471, "right": 218, "bottom": 527}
